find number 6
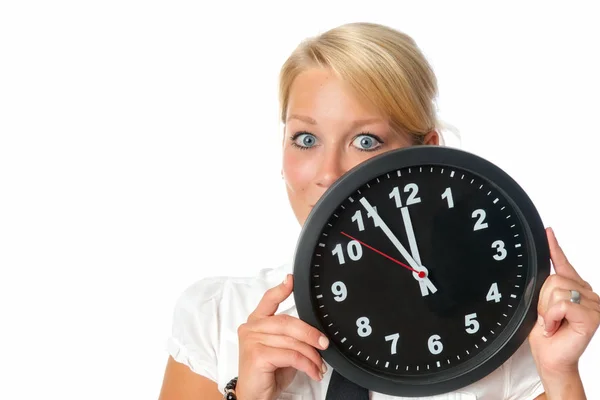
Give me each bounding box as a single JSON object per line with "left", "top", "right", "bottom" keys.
{"left": 428, "top": 334, "right": 443, "bottom": 355}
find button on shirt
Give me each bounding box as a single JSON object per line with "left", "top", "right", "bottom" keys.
{"left": 166, "top": 262, "right": 545, "bottom": 399}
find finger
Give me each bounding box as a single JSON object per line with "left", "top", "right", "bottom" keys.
{"left": 255, "top": 344, "right": 323, "bottom": 382}
{"left": 254, "top": 332, "right": 326, "bottom": 375}
{"left": 542, "top": 287, "right": 600, "bottom": 321}
{"left": 547, "top": 227, "right": 590, "bottom": 289}
{"left": 249, "top": 274, "right": 293, "bottom": 321}
{"left": 542, "top": 298, "right": 600, "bottom": 337}
{"left": 538, "top": 274, "right": 599, "bottom": 314}
{"left": 248, "top": 313, "right": 330, "bottom": 350}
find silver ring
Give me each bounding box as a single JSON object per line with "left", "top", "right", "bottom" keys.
{"left": 570, "top": 289, "right": 581, "bottom": 304}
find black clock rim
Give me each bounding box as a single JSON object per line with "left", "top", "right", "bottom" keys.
{"left": 292, "top": 146, "right": 550, "bottom": 397}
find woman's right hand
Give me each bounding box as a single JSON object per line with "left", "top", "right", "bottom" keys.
{"left": 236, "top": 274, "right": 329, "bottom": 400}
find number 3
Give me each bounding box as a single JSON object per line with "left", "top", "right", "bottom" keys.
{"left": 492, "top": 240, "right": 507, "bottom": 260}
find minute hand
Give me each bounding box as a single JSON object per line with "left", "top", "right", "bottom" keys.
{"left": 359, "top": 197, "right": 438, "bottom": 296}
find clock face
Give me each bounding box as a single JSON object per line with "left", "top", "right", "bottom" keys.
{"left": 293, "top": 147, "right": 549, "bottom": 396}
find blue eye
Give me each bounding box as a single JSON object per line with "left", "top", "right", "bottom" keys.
{"left": 293, "top": 133, "right": 317, "bottom": 148}
{"left": 353, "top": 134, "right": 382, "bottom": 151}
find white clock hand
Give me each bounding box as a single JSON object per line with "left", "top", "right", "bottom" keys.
{"left": 401, "top": 206, "right": 422, "bottom": 264}
{"left": 401, "top": 206, "right": 438, "bottom": 295}
{"left": 359, "top": 197, "right": 437, "bottom": 296}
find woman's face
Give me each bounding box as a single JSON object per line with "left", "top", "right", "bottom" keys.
{"left": 282, "top": 67, "right": 439, "bottom": 226}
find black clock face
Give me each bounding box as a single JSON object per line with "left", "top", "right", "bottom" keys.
{"left": 314, "top": 165, "right": 526, "bottom": 372}
{"left": 293, "top": 147, "right": 549, "bottom": 396}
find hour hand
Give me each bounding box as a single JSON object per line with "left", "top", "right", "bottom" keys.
{"left": 359, "top": 197, "right": 437, "bottom": 296}
{"left": 401, "top": 206, "right": 437, "bottom": 296}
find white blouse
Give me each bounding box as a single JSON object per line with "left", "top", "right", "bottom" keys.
{"left": 166, "top": 261, "right": 545, "bottom": 400}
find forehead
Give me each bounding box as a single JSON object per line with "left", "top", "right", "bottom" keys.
{"left": 286, "top": 68, "right": 385, "bottom": 123}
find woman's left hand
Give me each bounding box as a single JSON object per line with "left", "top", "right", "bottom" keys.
{"left": 529, "top": 227, "right": 600, "bottom": 380}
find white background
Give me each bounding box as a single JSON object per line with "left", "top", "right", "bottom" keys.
{"left": 1, "top": 1, "right": 599, "bottom": 399}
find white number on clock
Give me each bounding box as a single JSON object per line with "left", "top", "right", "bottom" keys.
{"left": 389, "top": 183, "right": 421, "bottom": 208}
{"left": 389, "top": 186, "right": 403, "bottom": 208}
{"left": 492, "top": 240, "right": 507, "bottom": 260}
{"left": 356, "top": 317, "right": 372, "bottom": 337}
{"left": 331, "top": 281, "right": 347, "bottom": 302}
{"left": 404, "top": 183, "right": 421, "bottom": 205}
{"left": 351, "top": 210, "right": 365, "bottom": 231}
{"left": 465, "top": 313, "right": 480, "bottom": 334}
{"left": 428, "top": 334, "right": 443, "bottom": 355}
{"left": 441, "top": 187, "right": 454, "bottom": 208}
{"left": 472, "top": 209, "right": 489, "bottom": 231}
{"left": 332, "top": 241, "right": 363, "bottom": 264}
{"left": 385, "top": 333, "right": 400, "bottom": 355}
{"left": 486, "top": 282, "right": 502, "bottom": 303}
{"left": 351, "top": 208, "right": 381, "bottom": 231}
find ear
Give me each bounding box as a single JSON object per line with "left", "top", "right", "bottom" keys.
{"left": 423, "top": 130, "right": 440, "bottom": 146}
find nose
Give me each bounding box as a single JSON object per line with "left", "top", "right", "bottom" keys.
{"left": 316, "top": 148, "right": 345, "bottom": 189}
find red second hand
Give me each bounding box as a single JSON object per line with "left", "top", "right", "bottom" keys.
{"left": 340, "top": 231, "right": 426, "bottom": 278}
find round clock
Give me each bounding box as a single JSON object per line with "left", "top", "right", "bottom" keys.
{"left": 292, "top": 146, "right": 550, "bottom": 397}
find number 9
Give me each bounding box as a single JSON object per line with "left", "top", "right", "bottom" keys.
{"left": 331, "top": 281, "right": 347, "bottom": 302}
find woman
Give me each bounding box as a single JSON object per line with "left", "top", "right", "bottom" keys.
{"left": 159, "top": 22, "right": 600, "bottom": 400}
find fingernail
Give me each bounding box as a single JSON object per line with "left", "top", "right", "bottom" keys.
{"left": 321, "top": 361, "right": 327, "bottom": 374}
{"left": 537, "top": 314, "right": 545, "bottom": 328}
{"left": 319, "top": 335, "right": 329, "bottom": 349}
{"left": 543, "top": 321, "right": 554, "bottom": 336}
{"left": 283, "top": 274, "right": 289, "bottom": 285}
{"left": 318, "top": 372, "right": 323, "bottom": 380}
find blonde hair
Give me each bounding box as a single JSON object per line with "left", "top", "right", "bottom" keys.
{"left": 279, "top": 22, "right": 458, "bottom": 145}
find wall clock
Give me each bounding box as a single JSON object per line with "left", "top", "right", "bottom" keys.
{"left": 293, "top": 146, "right": 550, "bottom": 397}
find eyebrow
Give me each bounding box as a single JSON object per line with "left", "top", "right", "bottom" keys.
{"left": 286, "top": 114, "right": 385, "bottom": 129}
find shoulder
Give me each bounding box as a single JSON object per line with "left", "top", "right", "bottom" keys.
{"left": 166, "top": 262, "right": 293, "bottom": 381}
{"left": 174, "top": 262, "right": 293, "bottom": 319}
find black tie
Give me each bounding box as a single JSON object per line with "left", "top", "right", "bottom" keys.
{"left": 325, "top": 369, "right": 369, "bottom": 400}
